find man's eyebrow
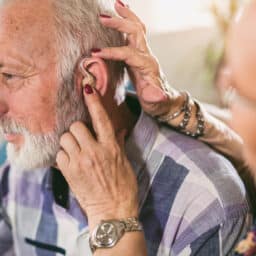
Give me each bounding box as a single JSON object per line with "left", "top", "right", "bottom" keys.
{"left": 0, "top": 60, "right": 32, "bottom": 72}
{"left": 0, "top": 47, "right": 35, "bottom": 69}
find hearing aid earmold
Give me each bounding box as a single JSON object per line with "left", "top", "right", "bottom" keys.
{"left": 79, "top": 59, "right": 96, "bottom": 88}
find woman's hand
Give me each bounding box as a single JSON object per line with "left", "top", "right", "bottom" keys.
{"left": 56, "top": 85, "right": 139, "bottom": 230}
{"left": 93, "top": 0, "right": 181, "bottom": 117}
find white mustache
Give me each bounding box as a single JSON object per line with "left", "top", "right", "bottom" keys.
{"left": 0, "top": 118, "right": 28, "bottom": 135}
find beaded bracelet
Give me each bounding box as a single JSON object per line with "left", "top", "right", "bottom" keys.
{"left": 178, "top": 100, "right": 192, "bottom": 131}
{"left": 184, "top": 100, "right": 205, "bottom": 138}
{"left": 157, "top": 90, "right": 205, "bottom": 138}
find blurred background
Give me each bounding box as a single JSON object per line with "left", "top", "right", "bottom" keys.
{"left": 126, "top": 0, "right": 248, "bottom": 105}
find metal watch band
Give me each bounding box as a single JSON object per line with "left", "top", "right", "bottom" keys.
{"left": 89, "top": 217, "right": 143, "bottom": 253}
{"left": 121, "top": 217, "right": 143, "bottom": 232}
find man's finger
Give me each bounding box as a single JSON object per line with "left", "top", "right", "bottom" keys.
{"left": 69, "top": 121, "right": 96, "bottom": 150}
{"left": 82, "top": 86, "right": 115, "bottom": 143}
{"left": 59, "top": 132, "right": 81, "bottom": 157}
{"left": 56, "top": 150, "right": 69, "bottom": 171}
{"left": 116, "top": 129, "right": 127, "bottom": 151}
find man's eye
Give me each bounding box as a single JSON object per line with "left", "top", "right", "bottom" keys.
{"left": 1, "top": 73, "right": 21, "bottom": 85}
{"left": 3, "top": 73, "right": 15, "bottom": 80}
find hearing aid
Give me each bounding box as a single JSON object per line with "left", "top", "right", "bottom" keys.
{"left": 79, "top": 58, "right": 96, "bottom": 88}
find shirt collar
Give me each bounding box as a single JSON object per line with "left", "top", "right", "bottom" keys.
{"left": 125, "top": 111, "right": 159, "bottom": 177}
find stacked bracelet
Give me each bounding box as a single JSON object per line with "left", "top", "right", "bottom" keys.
{"left": 184, "top": 100, "right": 205, "bottom": 138}
{"left": 157, "top": 91, "right": 205, "bottom": 138}
{"left": 178, "top": 94, "right": 192, "bottom": 131}
{"left": 158, "top": 92, "right": 190, "bottom": 122}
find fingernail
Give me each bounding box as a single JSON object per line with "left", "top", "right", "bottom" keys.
{"left": 84, "top": 84, "right": 94, "bottom": 95}
{"left": 99, "top": 14, "right": 112, "bottom": 19}
{"left": 117, "top": 0, "right": 125, "bottom": 7}
{"left": 91, "top": 48, "right": 101, "bottom": 53}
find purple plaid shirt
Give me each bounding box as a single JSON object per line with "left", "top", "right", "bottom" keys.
{"left": 0, "top": 112, "right": 251, "bottom": 256}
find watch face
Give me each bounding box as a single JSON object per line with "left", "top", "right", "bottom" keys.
{"left": 95, "top": 222, "right": 118, "bottom": 247}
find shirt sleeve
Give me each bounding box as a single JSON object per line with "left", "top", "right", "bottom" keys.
{"left": 187, "top": 215, "right": 248, "bottom": 256}
{"left": 170, "top": 214, "right": 249, "bottom": 256}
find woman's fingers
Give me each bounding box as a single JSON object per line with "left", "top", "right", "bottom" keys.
{"left": 100, "top": 16, "right": 147, "bottom": 50}
{"left": 82, "top": 86, "right": 115, "bottom": 144}
{"left": 92, "top": 46, "right": 146, "bottom": 69}
{"left": 114, "top": 0, "right": 143, "bottom": 25}
{"left": 100, "top": 16, "right": 137, "bottom": 34}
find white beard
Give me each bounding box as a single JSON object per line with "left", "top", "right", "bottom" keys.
{"left": 6, "top": 130, "right": 60, "bottom": 171}
{"left": 0, "top": 81, "right": 88, "bottom": 171}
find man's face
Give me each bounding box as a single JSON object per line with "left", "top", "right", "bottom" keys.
{"left": 228, "top": 6, "right": 256, "bottom": 171}
{"left": 0, "top": 1, "right": 86, "bottom": 170}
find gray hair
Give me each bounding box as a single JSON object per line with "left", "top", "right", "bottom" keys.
{"left": 51, "top": 0, "right": 126, "bottom": 135}
{"left": 52, "top": 0, "right": 125, "bottom": 89}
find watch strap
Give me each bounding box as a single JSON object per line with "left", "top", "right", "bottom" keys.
{"left": 121, "top": 217, "right": 143, "bottom": 232}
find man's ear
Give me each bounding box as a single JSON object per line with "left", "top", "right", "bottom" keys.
{"left": 75, "top": 57, "right": 108, "bottom": 96}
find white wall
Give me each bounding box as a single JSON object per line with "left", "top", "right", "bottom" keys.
{"left": 123, "top": 0, "right": 221, "bottom": 103}
{"left": 148, "top": 27, "right": 220, "bottom": 104}
{"left": 126, "top": 0, "right": 215, "bottom": 33}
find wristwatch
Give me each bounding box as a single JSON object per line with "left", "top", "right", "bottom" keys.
{"left": 89, "top": 217, "right": 143, "bottom": 253}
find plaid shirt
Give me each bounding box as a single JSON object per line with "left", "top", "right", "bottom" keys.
{"left": 0, "top": 112, "right": 251, "bottom": 256}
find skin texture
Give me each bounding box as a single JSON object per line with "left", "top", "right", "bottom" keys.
{"left": 228, "top": 2, "right": 256, "bottom": 171}
{"left": 0, "top": 0, "right": 58, "bottom": 148}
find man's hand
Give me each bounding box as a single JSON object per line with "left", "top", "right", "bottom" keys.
{"left": 56, "top": 85, "right": 139, "bottom": 230}
{"left": 93, "top": 0, "right": 181, "bottom": 117}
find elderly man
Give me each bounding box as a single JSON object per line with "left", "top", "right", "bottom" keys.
{"left": 0, "top": 0, "right": 250, "bottom": 255}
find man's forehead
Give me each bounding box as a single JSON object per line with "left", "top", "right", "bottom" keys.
{"left": 0, "top": 0, "right": 54, "bottom": 35}
{"left": 0, "top": 0, "right": 57, "bottom": 66}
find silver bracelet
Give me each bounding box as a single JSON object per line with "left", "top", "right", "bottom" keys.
{"left": 178, "top": 102, "right": 192, "bottom": 131}
{"left": 184, "top": 100, "right": 205, "bottom": 138}
{"left": 157, "top": 90, "right": 205, "bottom": 138}
{"left": 158, "top": 91, "right": 190, "bottom": 122}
